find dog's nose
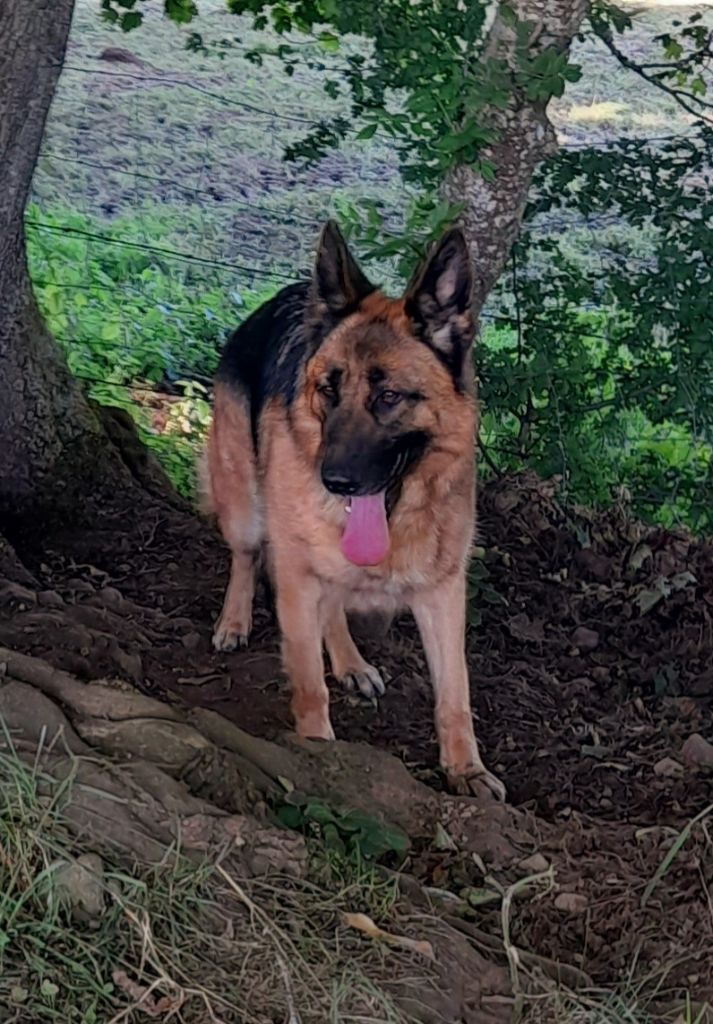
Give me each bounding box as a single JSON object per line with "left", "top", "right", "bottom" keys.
{"left": 321, "top": 468, "right": 361, "bottom": 495}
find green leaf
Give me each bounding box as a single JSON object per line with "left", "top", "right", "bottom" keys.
{"left": 323, "top": 823, "right": 346, "bottom": 853}
{"left": 303, "top": 801, "right": 338, "bottom": 825}
{"left": 120, "top": 10, "right": 142, "bottom": 30}
{"left": 276, "top": 805, "right": 303, "bottom": 829}
{"left": 356, "top": 123, "right": 378, "bottom": 140}
{"left": 664, "top": 39, "right": 683, "bottom": 59}
{"left": 100, "top": 321, "right": 121, "bottom": 343}
{"left": 499, "top": 4, "right": 518, "bottom": 28}
{"left": 165, "top": 0, "right": 197, "bottom": 24}
{"left": 318, "top": 31, "right": 340, "bottom": 53}
{"left": 41, "top": 980, "right": 59, "bottom": 1000}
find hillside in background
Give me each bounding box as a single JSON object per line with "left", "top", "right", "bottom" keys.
{"left": 27, "top": 0, "right": 712, "bottom": 527}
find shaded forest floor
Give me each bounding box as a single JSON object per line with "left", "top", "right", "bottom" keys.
{"left": 1, "top": 472, "right": 712, "bottom": 1022}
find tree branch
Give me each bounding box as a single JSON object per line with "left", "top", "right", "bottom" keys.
{"left": 443, "top": 0, "right": 589, "bottom": 315}
{"left": 594, "top": 26, "right": 713, "bottom": 123}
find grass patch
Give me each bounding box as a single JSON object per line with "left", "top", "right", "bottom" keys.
{"left": 0, "top": 741, "right": 422, "bottom": 1023}
{"left": 567, "top": 101, "right": 630, "bottom": 123}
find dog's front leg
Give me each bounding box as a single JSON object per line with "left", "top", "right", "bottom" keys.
{"left": 275, "top": 571, "right": 335, "bottom": 741}
{"left": 410, "top": 571, "right": 505, "bottom": 801}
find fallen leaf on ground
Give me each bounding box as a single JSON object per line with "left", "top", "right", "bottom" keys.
{"left": 571, "top": 626, "right": 600, "bottom": 651}
{"left": 681, "top": 733, "right": 713, "bottom": 769}
{"left": 554, "top": 893, "right": 588, "bottom": 914}
{"left": 519, "top": 853, "right": 549, "bottom": 874}
{"left": 112, "top": 970, "right": 183, "bottom": 1018}
{"left": 507, "top": 612, "right": 545, "bottom": 643}
{"left": 342, "top": 912, "right": 435, "bottom": 960}
{"left": 653, "top": 756, "right": 684, "bottom": 779}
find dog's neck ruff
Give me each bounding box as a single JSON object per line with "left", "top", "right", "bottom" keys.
{"left": 340, "top": 493, "right": 390, "bottom": 566}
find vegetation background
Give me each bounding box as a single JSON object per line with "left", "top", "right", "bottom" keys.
{"left": 30, "top": 0, "right": 713, "bottom": 530}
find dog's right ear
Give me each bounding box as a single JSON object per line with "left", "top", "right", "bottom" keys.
{"left": 311, "top": 220, "right": 374, "bottom": 317}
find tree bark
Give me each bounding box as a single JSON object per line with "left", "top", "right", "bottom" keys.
{"left": 445, "top": 0, "right": 589, "bottom": 314}
{"left": 0, "top": 0, "right": 163, "bottom": 527}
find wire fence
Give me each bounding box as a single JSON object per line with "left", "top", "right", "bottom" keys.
{"left": 28, "top": 4, "right": 713, "bottom": 531}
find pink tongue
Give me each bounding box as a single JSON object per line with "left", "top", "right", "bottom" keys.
{"left": 340, "top": 492, "right": 390, "bottom": 566}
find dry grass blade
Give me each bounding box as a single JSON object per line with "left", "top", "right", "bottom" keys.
{"left": 641, "top": 803, "right": 713, "bottom": 909}
{"left": 342, "top": 912, "right": 435, "bottom": 960}
{"left": 501, "top": 868, "right": 556, "bottom": 1023}
{"left": 214, "top": 861, "right": 330, "bottom": 1001}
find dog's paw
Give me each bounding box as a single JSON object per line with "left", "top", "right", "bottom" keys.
{"left": 212, "top": 624, "right": 249, "bottom": 652}
{"left": 448, "top": 766, "right": 506, "bottom": 803}
{"left": 341, "top": 664, "right": 386, "bottom": 702}
{"left": 295, "top": 717, "right": 336, "bottom": 742}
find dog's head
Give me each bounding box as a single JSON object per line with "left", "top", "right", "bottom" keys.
{"left": 295, "top": 220, "right": 473, "bottom": 565}
{"left": 303, "top": 220, "right": 476, "bottom": 495}
{"left": 297, "top": 221, "right": 475, "bottom": 565}
{"left": 297, "top": 221, "right": 475, "bottom": 569}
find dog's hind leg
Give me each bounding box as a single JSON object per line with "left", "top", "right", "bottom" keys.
{"left": 204, "top": 384, "right": 262, "bottom": 651}
{"left": 324, "top": 605, "right": 385, "bottom": 701}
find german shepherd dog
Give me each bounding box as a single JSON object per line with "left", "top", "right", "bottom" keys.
{"left": 202, "top": 222, "right": 504, "bottom": 799}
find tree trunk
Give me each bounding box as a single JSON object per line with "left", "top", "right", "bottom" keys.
{"left": 445, "top": 0, "right": 589, "bottom": 314}
{"left": 0, "top": 0, "right": 163, "bottom": 528}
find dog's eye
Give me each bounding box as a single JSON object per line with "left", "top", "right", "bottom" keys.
{"left": 318, "top": 383, "right": 337, "bottom": 399}
{"left": 379, "top": 390, "right": 403, "bottom": 407}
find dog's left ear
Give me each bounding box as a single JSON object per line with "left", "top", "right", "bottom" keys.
{"left": 405, "top": 227, "right": 474, "bottom": 377}
{"left": 312, "top": 220, "right": 374, "bottom": 317}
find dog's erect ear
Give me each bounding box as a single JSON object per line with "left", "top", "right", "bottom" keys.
{"left": 312, "top": 220, "right": 374, "bottom": 316}
{"left": 404, "top": 228, "right": 474, "bottom": 377}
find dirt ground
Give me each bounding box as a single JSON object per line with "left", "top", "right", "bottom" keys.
{"left": 3, "top": 471, "right": 712, "bottom": 1015}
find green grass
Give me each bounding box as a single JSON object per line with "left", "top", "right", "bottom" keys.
{"left": 0, "top": 740, "right": 420, "bottom": 1023}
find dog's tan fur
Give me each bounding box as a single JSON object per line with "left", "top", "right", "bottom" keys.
{"left": 202, "top": 225, "right": 504, "bottom": 799}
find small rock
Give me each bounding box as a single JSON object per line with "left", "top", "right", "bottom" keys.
{"left": 97, "top": 47, "right": 144, "bottom": 67}
{"left": 681, "top": 733, "right": 713, "bottom": 769}
{"left": 555, "top": 892, "right": 588, "bottom": 914}
{"left": 99, "top": 586, "right": 126, "bottom": 610}
{"left": 653, "top": 756, "right": 684, "bottom": 779}
{"left": 573, "top": 549, "right": 612, "bottom": 581}
{"left": 571, "top": 626, "right": 600, "bottom": 652}
{"left": 181, "top": 631, "right": 202, "bottom": 651}
{"left": 55, "top": 853, "right": 106, "bottom": 926}
{"left": 519, "top": 853, "right": 549, "bottom": 874}
{"left": 66, "top": 578, "right": 94, "bottom": 594}
{"left": 507, "top": 613, "right": 545, "bottom": 644}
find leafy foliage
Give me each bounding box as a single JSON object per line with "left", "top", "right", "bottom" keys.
{"left": 276, "top": 792, "right": 409, "bottom": 863}
{"left": 44, "top": 2, "right": 713, "bottom": 529}
{"left": 27, "top": 203, "right": 275, "bottom": 499}
{"left": 196, "top": 0, "right": 581, "bottom": 187}
{"left": 481, "top": 124, "right": 713, "bottom": 530}
{"left": 101, "top": 0, "right": 198, "bottom": 32}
